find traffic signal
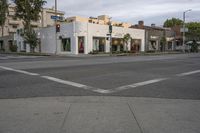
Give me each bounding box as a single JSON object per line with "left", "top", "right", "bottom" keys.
{"left": 109, "top": 25, "right": 112, "bottom": 33}
{"left": 56, "top": 24, "right": 60, "bottom": 32}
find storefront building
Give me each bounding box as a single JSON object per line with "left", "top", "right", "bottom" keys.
{"left": 39, "top": 21, "right": 145, "bottom": 55}
{"left": 132, "top": 21, "right": 176, "bottom": 52}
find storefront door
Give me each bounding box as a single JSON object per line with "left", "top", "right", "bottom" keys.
{"left": 0, "top": 40, "right": 3, "bottom": 50}
{"left": 93, "top": 37, "right": 106, "bottom": 52}
{"left": 131, "top": 39, "right": 141, "bottom": 52}
{"left": 78, "top": 37, "right": 84, "bottom": 54}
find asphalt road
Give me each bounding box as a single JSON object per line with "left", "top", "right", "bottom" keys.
{"left": 0, "top": 53, "right": 200, "bottom": 99}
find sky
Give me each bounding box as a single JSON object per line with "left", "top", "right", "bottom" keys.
{"left": 45, "top": 0, "right": 200, "bottom": 26}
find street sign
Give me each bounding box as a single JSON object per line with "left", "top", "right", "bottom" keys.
{"left": 51, "top": 15, "right": 58, "bottom": 20}
{"left": 180, "top": 28, "right": 189, "bottom": 33}
{"left": 51, "top": 15, "right": 63, "bottom": 20}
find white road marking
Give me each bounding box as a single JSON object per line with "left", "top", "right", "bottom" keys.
{"left": 0, "top": 66, "right": 39, "bottom": 76}
{"left": 41, "top": 76, "right": 110, "bottom": 93}
{"left": 42, "top": 76, "right": 86, "bottom": 88}
{"left": 92, "top": 89, "right": 111, "bottom": 94}
{"left": 2, "top": 65, "right": 200, "bottom": 94}
{"left": 110, "top": 78, "right": 168, "bottom": 93}
{"left": 177, "top": 70, "right": 200, "bottom": 76}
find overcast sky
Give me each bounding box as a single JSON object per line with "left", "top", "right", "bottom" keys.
{"left": 45, "top": 0, "right": 200, "bottom": 26}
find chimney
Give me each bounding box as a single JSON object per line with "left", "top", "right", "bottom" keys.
{"left": 151, "top": 24, "right": 156, "bottom": 27}
{"left": 138, "top": 21, "right": 144, "bottom": 28}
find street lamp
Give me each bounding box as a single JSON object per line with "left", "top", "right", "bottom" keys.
{"left": 108, "top": 17, "right": 112, "bottom": 56}
{"left": 55, "top": 0, "right": 58, "bottom": 55}
{"left": 183, "top": 9, "right": 192, "bottom": 53}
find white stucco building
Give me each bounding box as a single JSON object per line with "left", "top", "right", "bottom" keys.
{"left": 39, "top": 21, "right": 145, "bottom": 55}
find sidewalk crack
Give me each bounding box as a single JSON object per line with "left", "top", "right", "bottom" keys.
{"left": 58, "top": 103, "right": 72, "bottom": 133}
{"left": 127, "top": 102, "right": 144, "bottom": 133}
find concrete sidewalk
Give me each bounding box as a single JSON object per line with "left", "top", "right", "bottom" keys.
{"left": 0, "top": 96, "right": 200, "bottom": 133}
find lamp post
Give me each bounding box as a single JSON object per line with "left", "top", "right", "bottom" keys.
{"left": 55, "top": 0, "right": 58, "bottom": 55}
{"left": 183, "top": 9, "right": 192, "bottom": 53}
{"left": 0, "top": 1, "right": 2, "bottom": 36}
{"left": 108, "top": 17, "right": 112, "bottom": 56}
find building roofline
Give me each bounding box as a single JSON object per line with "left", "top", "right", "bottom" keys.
{"left": 42, "top": 7, "right": 65, "bottom": 14}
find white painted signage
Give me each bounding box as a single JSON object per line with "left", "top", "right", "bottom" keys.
{"left": 180, "top": 28, "right": 189, "bottom": 32}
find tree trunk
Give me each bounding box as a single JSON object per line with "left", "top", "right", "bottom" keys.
{"left": 1, "top": 25, "right": 4, "bottom": 37}
{"left": 126, "top": 43, "right": 128, "bottom": 53}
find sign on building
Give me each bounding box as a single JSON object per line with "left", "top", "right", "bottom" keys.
{"left": 51, "top": 15, "right": 63, "bottom": 21}
{"left": 180, "top": 28, "right": 189, "bottom": 33}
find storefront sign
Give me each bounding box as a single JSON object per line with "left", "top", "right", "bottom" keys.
{"left": 113, "top": 33, "right": 123, "bottom": 38}
{"left": 166, "top": 37, "right": 174, "bottom": 41}
{"left": 150, "top": 36, "right": 159, "bottom": 39}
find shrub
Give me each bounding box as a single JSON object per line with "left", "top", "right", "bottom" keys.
{"left": 89, "top": 50, "right": 99, "bottom": 54}
{"left": 147, "top": 50, "right": 156, "bottom": 53}
{"left": 0, "top": 48, "right": 5, "bottom": 52}
{"left": 9, "top": 45, "right": 18, "bottom": 52}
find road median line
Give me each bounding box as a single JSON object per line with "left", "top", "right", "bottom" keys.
{"left": 176, "top": 70, "right": 200, "bottom": 76}
{"left": 41, "top": 76, "right": 110, "bottom": 94}
{"left": 0, "top": 66, "right": 39, "bottom": 76}
{"left": 110, "top": 78, "right": 168, "bottom": 93}
{"left": 2, "top": 65, "right": 200, "bottom": 94}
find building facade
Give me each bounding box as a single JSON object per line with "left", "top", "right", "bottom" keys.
{"left": 39, "top": 21, "right": 145, "bottom": 55}
{"left": 0, "top": 4, "right": 65, "bottom": 52}
{"left": 132, "top": 21, "right": 176, "bottom": 52}
{"left": 65, "top": 15, "right": 132, "bottom": 28}
{"left": 0, "top": 4, "right": 65, "bottom": 37}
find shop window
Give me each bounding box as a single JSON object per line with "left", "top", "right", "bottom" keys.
{"left": 61, "top": 38, "right": 71, "bottom": 52}
{"left": 13, "top": 17, "right": 17, "bottom": 20}
{"left": 0, "top": 41, "right": 3, "bottom": 49}
{"left": 93, "top": 37, "right": 105, "bottom": 52}
{"left": 78, "top": 37, "right": 84, "bottom": 53}
{"left": 13, "top": 25, "right": 17, "bottom": 29}
{"left": 149, "top": 40, "right": 157, "bottom": 50}
{"left": 168, "top": 42, "right": 172, "bottom": 50}
{"left": 23, "top": 41, "right": 26, "bottom": 50}
{"left": 111, "top": 38, "right": 124, "bottom": 52}
{"left": 131, "top": 39, "right": 141, "bottom": 52}
{"left": 19, "top": 41, "right": 21, "bottom": 50}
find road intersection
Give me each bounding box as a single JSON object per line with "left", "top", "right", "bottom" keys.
{"left": 0, "top": 53, "right": 200, "bottom": 133}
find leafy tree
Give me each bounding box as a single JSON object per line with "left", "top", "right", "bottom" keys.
{"left": 164, "top": 18, "right": 183, "bottom": 27}
{"left": 123, "top": 33, "right": 132, "bottom": 53}
{"left": 0, "top": 0, "right": 8, "bottom": 36}
{"left": 186, "top": 22, "right": 200, "bottom": 41}
{"left": 160, "top": 37, "right": 167, "bottom": 52}
{"left": 13, "top": 0, "right": 46, "bottom": 52}
{"left": 190, "top": 40, "right": 199, "bottom": 53}
{"left": 24, "top": 29, "right": 39, "bottom": 52}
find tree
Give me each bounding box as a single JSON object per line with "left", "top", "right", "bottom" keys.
{"left": 160, "top": 36, "right": 167, "bottom": 52}
{"left": 185, "top": 22, "right": 200, "bottom": 41}
{"left": 13, "top": 0, "right": 46, "bottom": 52}
{"left": 24, "top": 29, "right": 39, "bottom": 52}
{"left": 190, "top": 40, "right": 199, "bottom": 53}
{"left": 123, "top": 33, "right": 132, "bottom": 53}
{"left": 164, "top": 18, "right": 183, "bottom": 27}
{"left": 0, "top": 0, "right": 8, "bottom": 36}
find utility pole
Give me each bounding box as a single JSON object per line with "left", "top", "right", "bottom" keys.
{"left": 0, "top": 0, "right": 2, "bottom": 36}
{"left": 183, "top": 9, "right": 191, "bottom": 53}
{"left": 55, "top": 0, "right": 58, "bottom": 55}
{"left": 109, "top": 17, "right": 112, "bottom": 56}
